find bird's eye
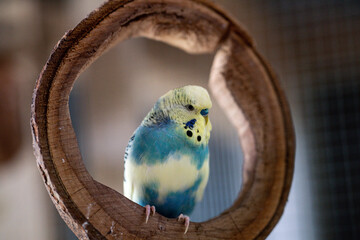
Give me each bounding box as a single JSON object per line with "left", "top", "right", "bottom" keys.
{"left": 186, "top": 104, "right": 194, "bottom": 111}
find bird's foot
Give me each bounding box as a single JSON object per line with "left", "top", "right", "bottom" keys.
{"left": 145, "top": 205, "right": 156, "bottom": 223}
{"left": 177, "top": 213, "right": 190, "bottom": 234}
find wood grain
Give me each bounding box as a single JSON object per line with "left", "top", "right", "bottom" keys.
{"left": 31, "top": 0, "right": 295, "bottom": 239}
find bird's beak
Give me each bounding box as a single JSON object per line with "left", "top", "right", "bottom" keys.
{"left": 200, "top": 108, "right": 209, "bottom": 125}
{"left": 204, "top": 115, "right": 209, "bottom": 125}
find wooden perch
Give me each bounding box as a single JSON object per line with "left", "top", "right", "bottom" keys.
{"left": 31, "top": 0, "right": 295, "bottom": 239}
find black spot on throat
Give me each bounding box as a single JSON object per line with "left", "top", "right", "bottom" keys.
{"left": 186, "top": 130, "right": 193, "bottom": 137}
{"left": 197, "top": 136, "right": 201, "bottom": 142}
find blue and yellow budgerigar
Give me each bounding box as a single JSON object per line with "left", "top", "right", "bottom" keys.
{"left": 123, "top": 85, "right": 212, "bottom": 233}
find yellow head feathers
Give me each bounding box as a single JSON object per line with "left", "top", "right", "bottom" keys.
{"left": 142, "top": 85, "right": 212, "bottom": 144}
{"left": 159, "top": 85, "right": 211, "bottom": 109}
{"left": 163, "top": 85, "right": 212, "bottom": 110}
{"left": 151, "top": 85, "right": 212, "bottom": 144}
{"left": 157, "top": 85, "right": 211, "bottom": 119}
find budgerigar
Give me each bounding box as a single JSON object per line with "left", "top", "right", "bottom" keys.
{"left": 123, "top": 85, "right": 212, "bottom": 233}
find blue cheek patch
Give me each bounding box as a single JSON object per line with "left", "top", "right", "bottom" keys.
{"left": 200, "top": 109, "right": 209, "bottom": 116}
{"left": 184, "top": 119, "right": 196, "bottom": 130}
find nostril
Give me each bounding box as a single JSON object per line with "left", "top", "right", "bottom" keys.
{"left": 200, "top": 109, "right": 208, "bottom": 116}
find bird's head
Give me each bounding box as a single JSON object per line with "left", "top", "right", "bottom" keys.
{"left": 155, "top": 85, "right": 212, "bottom": 145}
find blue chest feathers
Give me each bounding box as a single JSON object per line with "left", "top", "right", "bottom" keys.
{"left": 129, "top": 121, "right": 208, "bottom": 169}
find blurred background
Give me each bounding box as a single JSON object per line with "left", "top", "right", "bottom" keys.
{"left": 0, "top": 0, "right": 359, "bottom": 239}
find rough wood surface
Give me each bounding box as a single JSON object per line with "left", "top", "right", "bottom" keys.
{"left": 31, "top": 0, "right": 295, "bottom": 239}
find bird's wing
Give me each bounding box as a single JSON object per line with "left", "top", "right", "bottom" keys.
{"left": 123, "top": 124, "right": 182, "bottom": 200}
{"left": 126, "top": 123, "right": 185, "bottom": 165}
{"left": 124, "top": 134, "right": 135, "bottom": 163}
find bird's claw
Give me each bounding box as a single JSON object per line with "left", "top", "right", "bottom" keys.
{"left": 145, "top": 205, "right": 156, "bottom": 223}
{"left": 177, "top": 214, "right": 190, "bottom": 234}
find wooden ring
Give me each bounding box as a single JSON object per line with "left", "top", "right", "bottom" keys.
{"left": 31, "top": 0, "right": 295, "bottom": 239}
